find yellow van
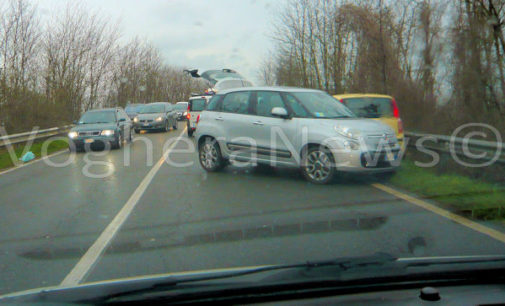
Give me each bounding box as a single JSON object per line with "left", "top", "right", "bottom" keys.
{"left": 333, "top": 94, "right": 404, "bottom": 145}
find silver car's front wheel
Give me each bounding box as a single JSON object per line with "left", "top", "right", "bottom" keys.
{"left": 198, "top": 138, "right": 225, "bottom": 172}
{"left": 301, "top": 147, "right": 336, "bottom": 184}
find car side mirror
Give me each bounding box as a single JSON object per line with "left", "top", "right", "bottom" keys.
{"left": 271, "top": 107, "right": 289, "bottom": 119}
{"left": 119, "top": 118, "right": 126, "bottom": 122}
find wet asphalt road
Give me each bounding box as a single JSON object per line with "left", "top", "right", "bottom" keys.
{"left": 1, "top": 122, "right": 505, "bottom": 295}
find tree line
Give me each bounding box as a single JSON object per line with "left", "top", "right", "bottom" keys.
{"left": 260, "top": 0, "right": 505, "bottom": 134}
{"left": 0, "top": 0, "right": 205, "bottom": 133}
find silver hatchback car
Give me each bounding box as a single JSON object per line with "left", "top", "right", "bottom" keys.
{"left": 195, "top": 87, "right": 401, "bottom": 184}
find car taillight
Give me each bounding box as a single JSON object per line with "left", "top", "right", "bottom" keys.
{"left": 391, "top": 98, "right": 400, "bottom": 118}
{"left": 339, "top": 99, "right": 346, "bottom": 105}
{"left": 398, "top": 118, "right": 404, "bottom": 134}
{"left": 196, "top": 114, "right": 200, "bottom": 124}
{"left": 187, "top": 113, "right": 191, "bottom": 120}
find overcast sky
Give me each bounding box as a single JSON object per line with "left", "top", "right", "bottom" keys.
{"left": 35, "top": 0, "right": 279, "bottom": 84}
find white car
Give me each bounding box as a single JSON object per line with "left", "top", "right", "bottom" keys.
{"left": 195, "top": 87, "right": 401, "bottom": 184}
{"left": 174, "top": 101, "right": 189, "bottom": 121}
{"left": 187, "top": 95, "right": 211, "bottom": 137}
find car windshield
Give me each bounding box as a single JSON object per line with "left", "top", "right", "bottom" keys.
{"left": 2, "top": 0, "right": 505, "bottom": 302}
{"left": 290, "top": 92, "right": 355, "bottom": 118}
{"left": 78, "top": 111, "right": 116, "bottom": 124}
{"left": 138, "top": 104, "right": 165, "bottom": 114}
{"left": 342, "top": 97, "right": 393, "bottom": 118}
{"left": 175, "top": 103, "right": 188, "bottom": 110}
{"left": 125, "top": 105, "right": 143, "bottom": 114}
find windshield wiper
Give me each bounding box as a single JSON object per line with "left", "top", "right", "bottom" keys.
{"left": 315, "top": 115, "right": 352, "bottom": 119}
{"left": 95, "top": 253, "right": 395, "bottom": 303}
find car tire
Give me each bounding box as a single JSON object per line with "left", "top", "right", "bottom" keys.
{"left": 69, "top": 145, "right": 82, "bottom": 153}
{"left": 300, "top": 146, "right": 336, "bottom": 184}
{"left": 134, "top": 129, "right": 140, "bottom": 134}
{"left": 198, "top": 137, "right": 225, "bottom": 172}
{"left": 112, "top": 133, "right": 123, "bottom": 150}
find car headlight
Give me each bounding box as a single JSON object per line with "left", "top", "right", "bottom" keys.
{"left": 133, "top": 117, "right": 139, "bottom": 123}
{"left": 155, "top": 116, "right": 163, "bottom": 122}
{"left": 101, "top": 129, "right": 115, "bottom": 136}
{"left": 68, "top": 131, "right": 78, "bottom": 139}
{"left": 334, "top": 126, "right": 361, "bottom": 140}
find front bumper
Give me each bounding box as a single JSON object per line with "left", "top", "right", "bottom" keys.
{"left": 331, "top": 148, "right": 401, "bottom": 173}
{"left": 69, "top": 135, "right": 116, "bottom": 148}
{"left": 133, "top": 122, "right": 164, "bottom": 130}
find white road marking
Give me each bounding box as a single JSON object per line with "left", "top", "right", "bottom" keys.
{"left": 0, "top": 150, "right": 68, "bottom": 176}
{"left": 373, "top": 183, "right": 505, "bottom": 244}
{"left": 60, "top": 128, "right": 187, "bottom": 286}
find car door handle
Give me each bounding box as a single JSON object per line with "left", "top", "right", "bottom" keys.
{"left": 215, "top": 117, "right": 224, "bottom": 121}
{"left": 252, "top": 121, "right": 264, "bottom": 126}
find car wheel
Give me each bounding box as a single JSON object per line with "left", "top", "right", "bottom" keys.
{"left": 134, "top": 129, "right": 140, "bottom": 134}
{"left": 301, "top": 146, "right": 336, "bottom": 184}
{"left": 113, "top": 133, "right": 123, "bottom": 149}
{"left": 69, "top": 145, "right": 82, "bottom": 153}
{"left": 199, "top": 137, "right": 225, "bottom": 171}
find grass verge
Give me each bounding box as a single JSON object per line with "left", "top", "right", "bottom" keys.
{"left": 0, "top": 139, "right": 69, "bottom": 171}
{"left": 389, "top": 158, "right": 505, "bottom": 220}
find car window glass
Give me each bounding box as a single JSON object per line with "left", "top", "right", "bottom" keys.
{"left": 222, "top": 91, "right": 250, "bottom": 114}
{"left": 206, "top": 95, "right": 222, "bottom": 111}
{"left": 255, "top": 91, "right": 285, "bottom": 117}
{"left": 79, "top": 111, "right": 116, "bottom": 124}
{"left": 342, "top": 98, "right": 393, "bottom": 118}
{"left": 284, "top": 94, "right": 309, "bottom": 117}
{"left": 190, "top": 98, "right": 207, "bottom": 111}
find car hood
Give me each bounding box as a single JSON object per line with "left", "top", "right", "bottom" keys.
{"left": 136, "top": 113, "right": 164, "bottom": 120}
{"left": 71, "top": 123, "right": 117, "bottom": 132}
{"left": 313, "top": 118, "right": 395, "bottom": 135}
{"left": 2, "top": 255, "right": 505, "bottom": 304}
{"left": 0, "top": 266, "right": 271, "bottom": 304}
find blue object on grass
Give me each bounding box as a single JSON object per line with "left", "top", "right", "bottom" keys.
{"left": 20, "top": 151, "right": 35, "bottom": 162}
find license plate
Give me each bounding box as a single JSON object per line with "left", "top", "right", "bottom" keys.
{"left": 85, "top": 139, "right": 94, "bottom": 144}
{"left": 386, "top": 152, "right": 395, "bottom": 161}
{"left": 143, "top": 123, "right": 149, "bottom": 126}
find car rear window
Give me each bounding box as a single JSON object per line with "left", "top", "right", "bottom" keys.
{"left": 341, "top": 97, "right": 393, "bottom": 118}
{"left": 189, "top": 98, "right": 206, "bottom": 111}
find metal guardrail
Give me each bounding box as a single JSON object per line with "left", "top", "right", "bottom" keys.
{"left": 0, "top": 125, "right": 73, "bottom": 148}
{"left": 405, "top": 131, "right": 505, "bottom": 165}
